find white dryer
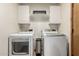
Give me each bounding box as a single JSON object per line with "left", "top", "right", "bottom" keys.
{"left": 8, "top": 31, "right": 34, "bottom": 56}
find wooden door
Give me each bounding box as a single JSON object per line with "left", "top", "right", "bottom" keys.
{"left": 72, "top": 3, "right": 79, "bottom": 56}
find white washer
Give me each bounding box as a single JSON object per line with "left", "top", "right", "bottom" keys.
{"left": 42, "top": 30, "right": 68, "bottom": 56}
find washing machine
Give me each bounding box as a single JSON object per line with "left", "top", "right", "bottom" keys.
{"left": 42, "top": 30, "right": 68, "bottom": 56}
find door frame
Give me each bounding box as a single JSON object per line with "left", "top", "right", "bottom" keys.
{"left": 71, "top": 3, "right": 73, "bottom": 56}
{"left": 71, "top": 3, "right": 76, "bottom": 56}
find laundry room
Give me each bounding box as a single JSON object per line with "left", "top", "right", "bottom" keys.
{"left": 0, "top": 3, "right": 71, "bottom": 56}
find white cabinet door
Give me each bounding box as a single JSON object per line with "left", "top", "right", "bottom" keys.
{"left": 49, "top": 6, "right": 61, "bottom": 23}
{"left": 18, "top": 5, "right": 30, "bottom": 23}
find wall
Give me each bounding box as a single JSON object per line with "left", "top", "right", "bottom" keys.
{"left": 60, "top": 3, "right": 71, "bottom": 55}
{"left": 0, "top": 3, "right": 19, "bottom": 55}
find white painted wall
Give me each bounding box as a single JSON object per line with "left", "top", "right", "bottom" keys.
{"left": 30, "top": 22, "right": 50, "bottom": 38}
{"left": 60, "top": 3, "right": 71, "bottom": 55}
{"left": 60, "top": 3, "right": 71, "bottom": 43}
{"left": 0, "top": 3, "right": 19, "bottom": 55}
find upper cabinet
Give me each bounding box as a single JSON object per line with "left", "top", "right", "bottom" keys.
{"left": 49, "top": 6, "right": 62, "bottom": 23}
{"left": 18, "top": 5, "right": 30, "bottom": 23}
